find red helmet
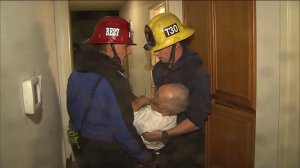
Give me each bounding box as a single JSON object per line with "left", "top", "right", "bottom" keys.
{"left": 85, "top": 16, "right": 136, "bottom": 45}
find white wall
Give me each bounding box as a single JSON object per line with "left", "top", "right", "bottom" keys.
{"left": 256, "top": 2, "right": 281, "bottom": 167}
{"left": 0, "top": 1, "right": 63, "bottom": 168}
{"left": 256, "top": 1, "right": 299, "bottom": 168}
{"left": 166, "top": 0, "right": 183, "bottom": 22}
{"left": 119, "top": 1, "right": 163, "bottom": 97}
{"left": 278, "top": 1, "right": 300, "bottom": 167}
{"left": 119, "top": 0, "right": 182, "bottom": 97}
{"left": 53, "top": 1, "right": 73, "bottom": 166}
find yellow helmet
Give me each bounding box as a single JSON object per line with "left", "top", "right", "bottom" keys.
{"left": 144, "top": 12, "right": 195, "bottom": 52}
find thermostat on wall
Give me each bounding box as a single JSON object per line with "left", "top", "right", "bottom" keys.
{"left": 22, "top": 75, "right": 42, "bottom": 114}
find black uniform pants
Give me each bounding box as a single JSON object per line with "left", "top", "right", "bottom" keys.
{"left": 156, "top": 131, "right": 205, "bottom": 168}
{"left": 77, "top": 137, "right": 136, "bottom": 168}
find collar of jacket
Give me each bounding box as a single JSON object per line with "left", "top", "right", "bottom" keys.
{"left": 75, "top": 49, "right": 123, "bottom": 73}
{"left": 160, "top": 43, "right": 202, "bottom": 71}
{"left": 172, "top": 43, "right": 202, "bottom": 71}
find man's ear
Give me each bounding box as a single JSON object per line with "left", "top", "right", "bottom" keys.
{"left": 100, "top": 45, "right": 112, "bottom": 57}
{"left": 103, "top": 44, "right": 113, "bottom": 58}
{"left": 175, "top": 42, "right": 180, "bottom": 49}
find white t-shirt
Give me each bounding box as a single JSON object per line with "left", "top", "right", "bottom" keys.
{"left": 133, "top": 105, "right": 177, "bottom": 150}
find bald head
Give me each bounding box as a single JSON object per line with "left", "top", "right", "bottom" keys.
{"left": 158, "top": 83, "right": 189, "bottom": 115}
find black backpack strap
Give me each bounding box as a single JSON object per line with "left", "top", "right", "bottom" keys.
{"left": 78, "top": 76, "right": 103, "bottom": 131}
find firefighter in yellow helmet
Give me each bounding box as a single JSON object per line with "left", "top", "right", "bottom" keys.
{"left": 143, "top": 12, "right": 211, "bottom": 168}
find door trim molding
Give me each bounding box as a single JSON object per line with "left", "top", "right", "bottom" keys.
{"left": 54, "top": 1, "right": 73, "bottom": 166}
{"left": 278, "top": 1, "right": 300, "bottom": 167}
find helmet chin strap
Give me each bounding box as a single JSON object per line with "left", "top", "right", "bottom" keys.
{"left": 110, "top": 43, "right": 124, "bottom": 72}
{"left": 162, "top": 43, "right": 176, "bottom": 79}
{"left": 168, "top": 44, "right": 176, "bottom": 69}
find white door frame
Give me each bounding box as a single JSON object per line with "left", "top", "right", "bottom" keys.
{"left": 54, "top": 1, "right": 73, "bottom": 166}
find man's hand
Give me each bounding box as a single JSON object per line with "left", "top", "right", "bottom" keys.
{"left": 143, "top": 131, "right": 162, "bottom": 141}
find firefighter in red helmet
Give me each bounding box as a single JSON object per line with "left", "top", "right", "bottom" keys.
{"left": 85, "top": 16, "right": 136, "bottom": 66}
{"left": 67, "top": 16, "right": 155, "bottom": 168}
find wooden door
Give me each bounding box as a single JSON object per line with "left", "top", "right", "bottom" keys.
{"left": 183, "top": 1, "right": 256, "bottom": 168}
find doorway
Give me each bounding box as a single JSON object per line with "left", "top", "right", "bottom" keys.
{"left": 70, "top": 10, "right": 119, "bottom": 69}
{"left": 148, "top": 2, "right": 166, "bottom": 95}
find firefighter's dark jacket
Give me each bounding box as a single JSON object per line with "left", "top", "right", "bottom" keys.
{"left": 67, "top": 48, "right": 152, "bottom": 163}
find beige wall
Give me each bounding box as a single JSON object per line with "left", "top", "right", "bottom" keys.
{"left": 54, "top": 1, "right": 73, "bottom": 165}
{"left": 119, "top": 0, "right": 182, "bottom": 97}
{"left": 0, "top": 1, "right": 63, "bottom": 168}
{"left": 279, "top": 1, "right": 300, "bottom": 167}
{"left": 278, "top": 1, "right": 299, "bottom": 167}
{"left": 256, "top": 1, "right": 299, "bottom": 168}
{"left": 119, "top": 1, "right": 163, "bottom": 97}
{"left": 256, "top": 2, "right": 281, "bottom": 167}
